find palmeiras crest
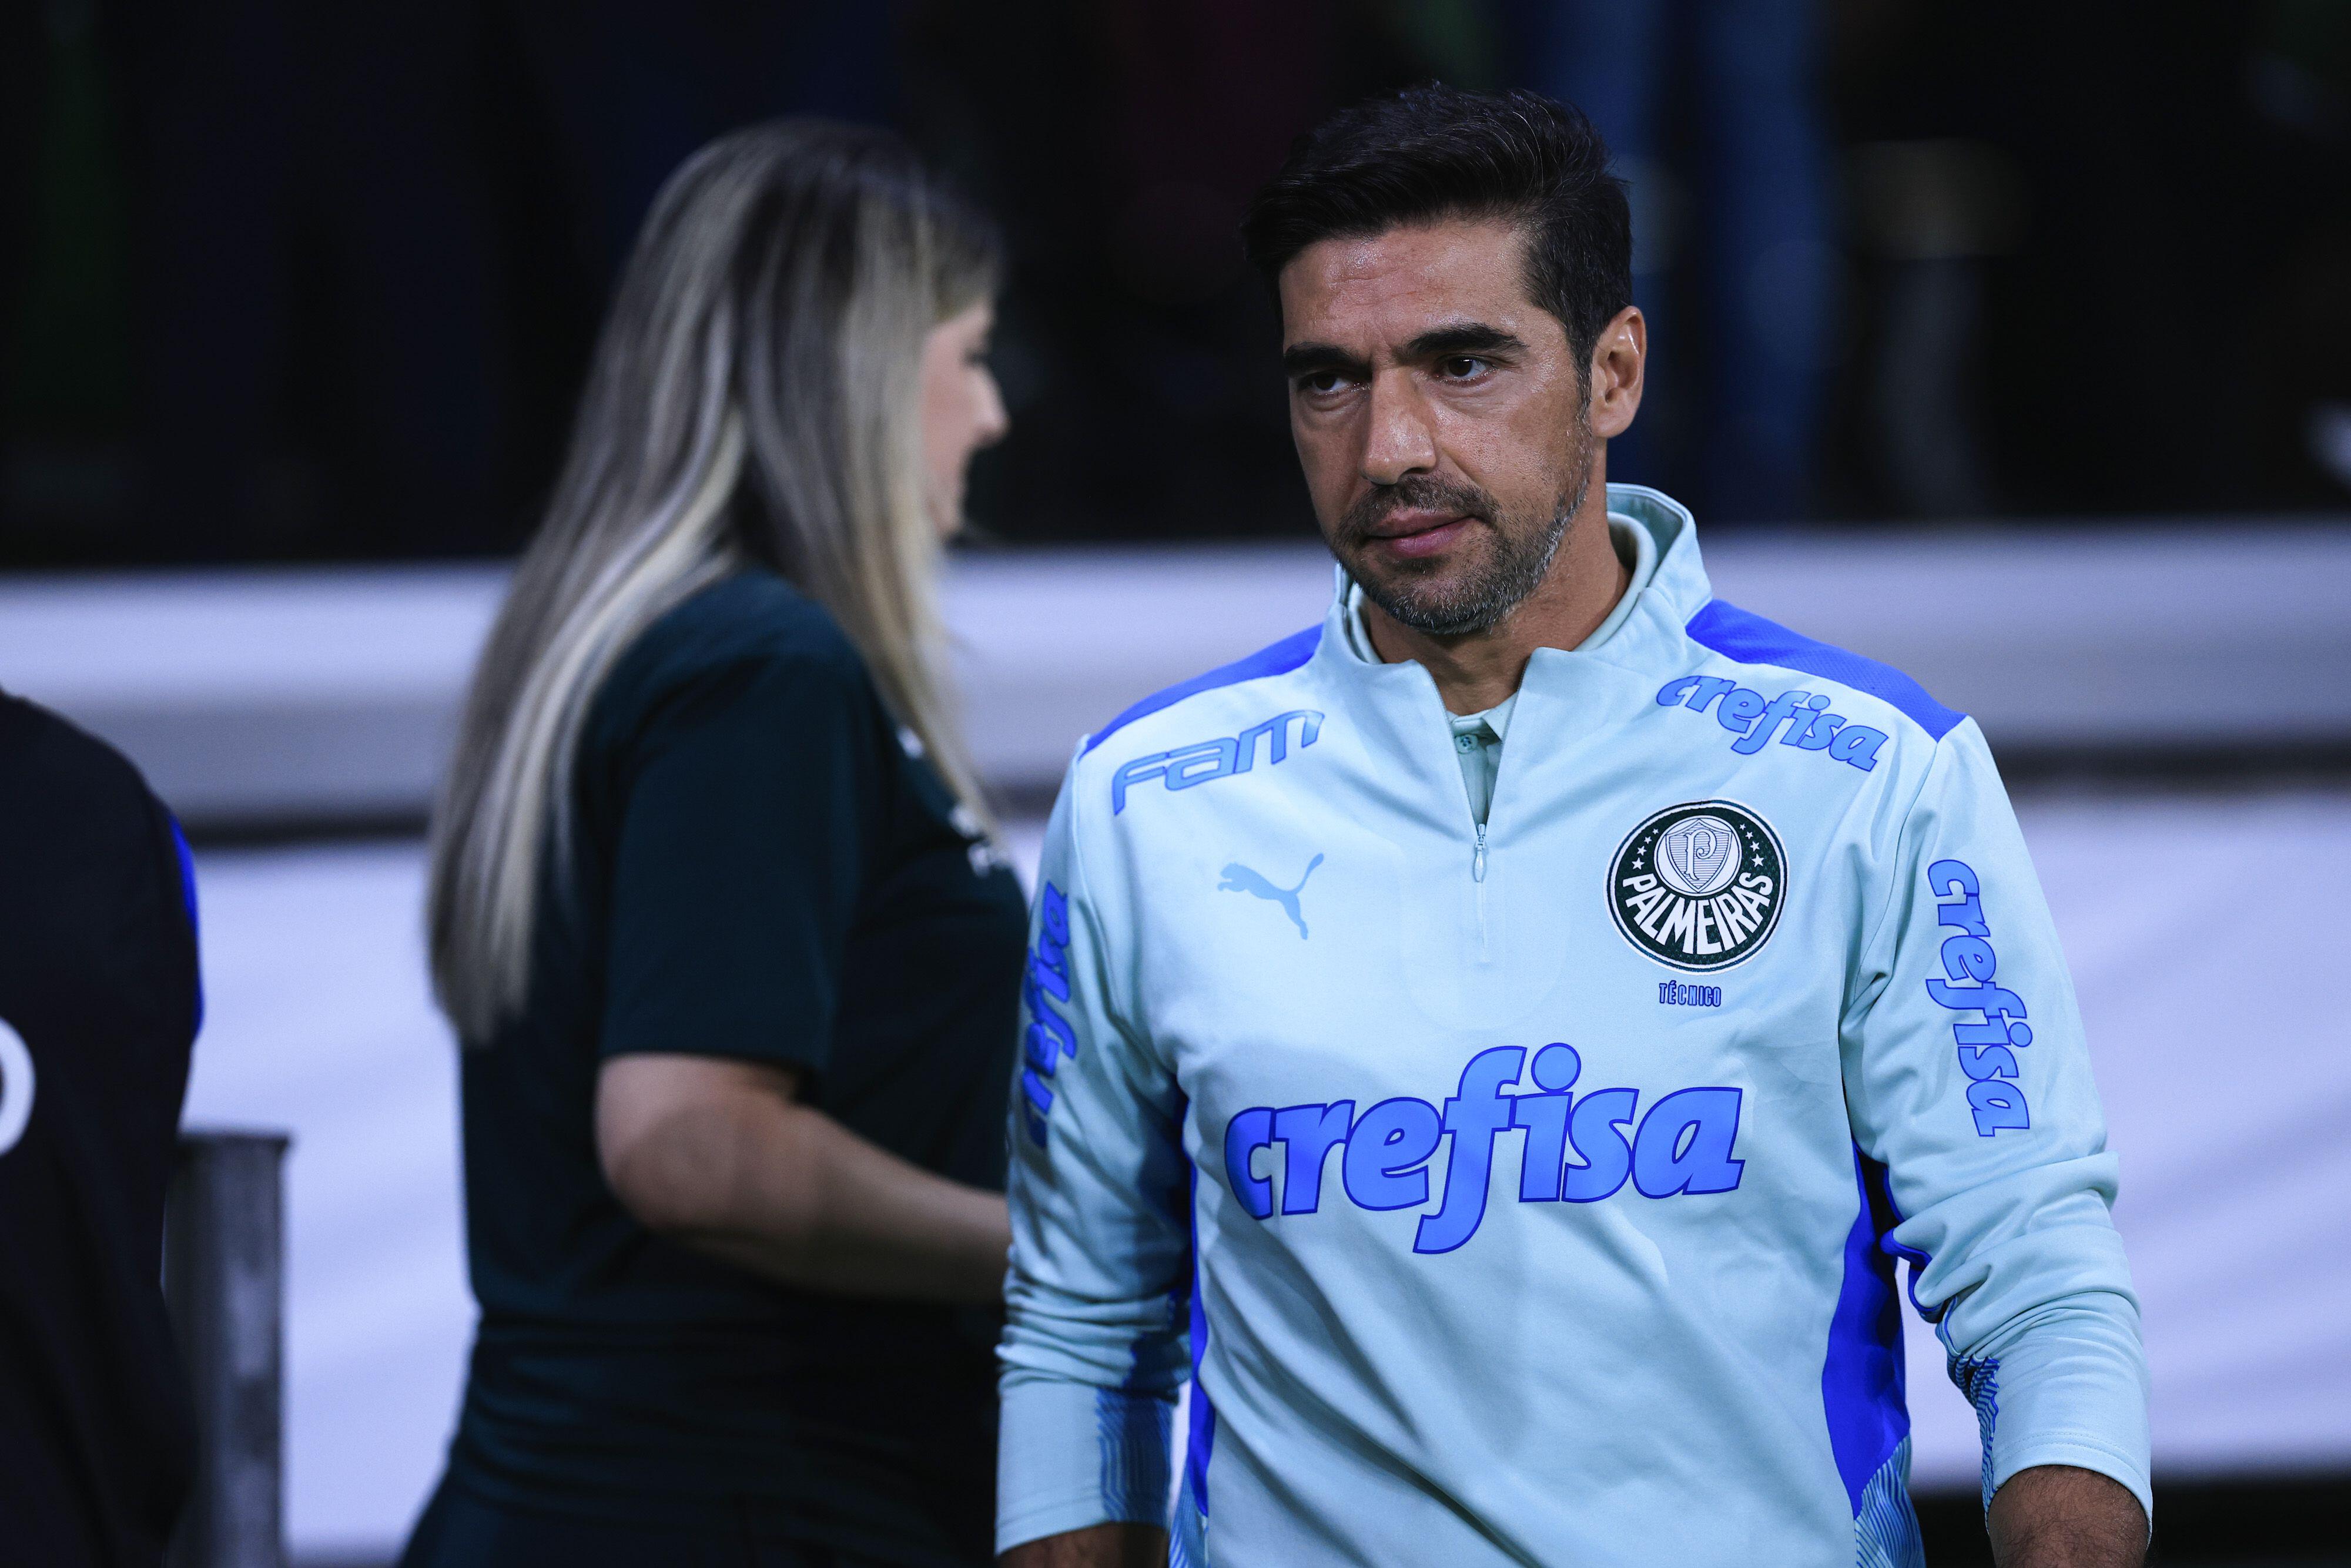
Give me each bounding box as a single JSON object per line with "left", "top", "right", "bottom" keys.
{"left": 1608, "top": 800, "right": 1787, "bottom": 972}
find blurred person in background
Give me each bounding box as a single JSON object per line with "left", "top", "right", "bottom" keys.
{"left": 1499, "top": 0, "right": 1838, "bottom": 521}
{"left": 0, "top": 691, "right": 200, "bottom": 1567}
{"left": 403, "top": 121, "right": 1020, "bottom": 1568}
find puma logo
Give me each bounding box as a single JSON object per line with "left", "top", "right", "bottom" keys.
{"left": 1218, "top": 854, "right": 1324, "bottom": 940}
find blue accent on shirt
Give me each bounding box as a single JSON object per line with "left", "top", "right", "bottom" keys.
{"left": 1093, "top": 1387, "right": 1171, "bottom": 1527}
{"left": 1953, "top": 1355, "right": 2002, "bottom": 1511}
{"left": 1083, "top": 626, "right": 1323, "bottom": 756}
{"left": 1823, "top": 1151, "right": 1910, "bottom": 1514}
{"left": 1185, "top": 1164, "right": 1215, "bottom": 1519}
{"left": 1864, "top": 1157, "right": 1941, "bottom": 1324}
{"left": 1856, "top": 1438, "right": 1927, "bottom": 1568}
{"left": 168, "top": 814, "right": 203, "bottom": 1035}
{"left": 1684, "top": 600, "right": 1965, "bottom": 741}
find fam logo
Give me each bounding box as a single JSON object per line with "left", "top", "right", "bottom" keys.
{"left": 1610, "top": 800, "right": 1786, "bottom": 972}
{"left": 1223, "top": 1042, "right": 1746, "bottom": 1255}
{"left": 1111, "top": 709, "right": 1322, "bottom": 815}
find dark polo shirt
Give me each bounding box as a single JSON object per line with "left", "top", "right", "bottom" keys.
{"left": 442, "top": 571, "right": 1026, "bottom": 1566}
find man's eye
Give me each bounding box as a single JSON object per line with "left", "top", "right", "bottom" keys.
{"left": 1299, "top": 371, "right": 1350, "bottom": 396}
{"left": 1439, "top": 356, "right": 1490, "bottom": 380}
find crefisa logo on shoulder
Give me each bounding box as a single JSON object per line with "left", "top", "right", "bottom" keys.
{"left": 1609, "top": 800, "right": 1786, "bottom": 971}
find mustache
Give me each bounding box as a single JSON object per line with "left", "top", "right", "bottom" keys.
{"left": 1337, "top": 474, "right": 1498, "bottom": 543}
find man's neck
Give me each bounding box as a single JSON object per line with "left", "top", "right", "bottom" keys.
{"left": 1361, "top": 485, "right": 1631, "bottom": 715}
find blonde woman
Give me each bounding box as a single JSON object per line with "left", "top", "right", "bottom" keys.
{"left": 403, "top": 122, "right": 1019, "bottom": 1568}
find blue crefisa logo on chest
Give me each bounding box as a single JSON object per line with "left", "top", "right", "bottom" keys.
{"left": 1222, "top": 1043, "right": 1746, "bottom": 1254}
{"left": 1656, "top": 675, "right": 1887, "bottom": 770}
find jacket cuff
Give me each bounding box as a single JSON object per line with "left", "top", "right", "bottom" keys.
{"left": 997, "top": 1376, "right": 1174, "bottom": 1554}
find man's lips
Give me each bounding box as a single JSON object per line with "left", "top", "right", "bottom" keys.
{"left": 1364, "top": 511, "right": 1476, "bottom": 559}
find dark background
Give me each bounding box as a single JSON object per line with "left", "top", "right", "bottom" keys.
{"left": 4, "top": 0, "right": 2347, "bottom": 565}
{"left": 5, "top": 8, "right": 2346, "bottom": 1564}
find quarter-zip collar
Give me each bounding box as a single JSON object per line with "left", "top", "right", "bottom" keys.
{"left": 1311, "top": 485, "right": 1705, "bottom": 782}
{"left": 1303, "top": 485, "right": 1711, "bottom": 931}
{"left": 1320, "top": 483, "right": 1702, "bottom": 692}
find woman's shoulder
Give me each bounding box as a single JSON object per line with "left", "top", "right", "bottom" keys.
{"left": 594, "top": 569, "right": 876, "bottom": 740}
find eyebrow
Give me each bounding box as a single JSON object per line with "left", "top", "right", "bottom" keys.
{"left": 1280, "top": 321, "right": 1529, "bottom": 380}
{"left": 1403, "top": 321, "right": 1528, "bottom": 360}
{"left": 1281, "top": 340, "right": 1366, "bottom": 379}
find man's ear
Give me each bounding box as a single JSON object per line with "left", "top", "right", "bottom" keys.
{"left": 1587, "top": 306, "right": 1646, "bottom": 440}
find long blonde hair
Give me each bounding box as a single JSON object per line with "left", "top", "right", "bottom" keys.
{"left": 427, "top": 120, "right": 1001, "bottom": 1041}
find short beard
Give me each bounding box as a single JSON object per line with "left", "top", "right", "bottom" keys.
{"left": 1339, "top": 437, "right": 1594, "bottom": 638}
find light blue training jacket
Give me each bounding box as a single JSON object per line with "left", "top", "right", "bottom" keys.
{"left": 998, "top": 487, "right": 2148, "bottom": 1567}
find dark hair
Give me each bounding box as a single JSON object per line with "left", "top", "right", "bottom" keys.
{"left": 1241, "top": 85, "right": 1632, "bottom": 370}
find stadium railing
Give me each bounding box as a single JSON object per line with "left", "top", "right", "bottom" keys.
{"left": 166, "top": 1129, "right": 291, "bottom": 1568}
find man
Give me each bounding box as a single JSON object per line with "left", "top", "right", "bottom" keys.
{"left": 997, "top": 87, "right": 2149, "bottom": 1568}
{"left": 0, "top": 688, "right": 201, "bottom": 1565}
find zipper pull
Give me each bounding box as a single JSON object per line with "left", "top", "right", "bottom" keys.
{"left": 1473, "top": 823, "right": 1488, "bottom": 883}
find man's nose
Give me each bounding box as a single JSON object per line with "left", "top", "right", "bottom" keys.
{"left": 1360, "top": 370, "right": 1438, "bottom": 487}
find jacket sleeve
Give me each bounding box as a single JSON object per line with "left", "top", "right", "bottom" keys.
{"left": 997, "top": 756, "right": 1192, "bottom": 1553}
{"left": 1841, "top": 720, "right": 2152, "bottom": 1523}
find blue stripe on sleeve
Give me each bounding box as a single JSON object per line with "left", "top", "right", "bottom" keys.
{"left": 1684, "top": 599, "right": 1965, "bottom": 740}
{"left": 1081, "top": 626, "right": 1322, "bottom": 756}
{"left": 1951, "top": 1355, "right": 2002, "bottom": 1513}
{"left": 1093, "top": 1386, "right": 1172, "bottom": 1526}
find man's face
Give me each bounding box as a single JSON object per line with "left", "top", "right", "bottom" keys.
{"left": 1279, "top": 217, "right": 1594, "bottom": 636}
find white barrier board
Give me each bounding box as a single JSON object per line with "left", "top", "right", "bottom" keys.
{"left": 6, "top": 522, "right": 2348, "bottom": 827}
{"left": 180, "top": 790, "right": 2351, "bottom": 1558}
